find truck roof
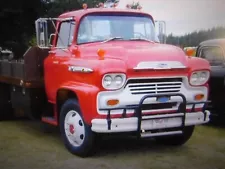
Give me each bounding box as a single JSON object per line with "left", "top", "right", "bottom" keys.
{"left": 199, "top": 38, "right": 225, "bottom": 48}
{"left": 59, "top": 8, "right": 154, "bottom": 21}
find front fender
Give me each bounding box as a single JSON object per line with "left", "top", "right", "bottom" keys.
{"left": 58, "top": 82, "right": 100, "bottom": 125}
{"left": 187, "top": 56, "right": 211, "bottom": 72}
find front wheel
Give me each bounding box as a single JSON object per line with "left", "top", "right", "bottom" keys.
{"left": 59, "top": 99, "right": 96, "bottom": 157}
{"left": 155, "top": 126, "right": 195, "bottom": 146}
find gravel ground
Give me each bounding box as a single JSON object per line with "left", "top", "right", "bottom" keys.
{"left": 0, "top": 119, "right": 225, "bottom": 169}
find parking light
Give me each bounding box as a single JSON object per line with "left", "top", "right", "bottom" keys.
{"left": 107, "top": 99, "right": 119, "bottom": 106}
{"left": 194, "top": 94, "right": 204, "bottom": 101}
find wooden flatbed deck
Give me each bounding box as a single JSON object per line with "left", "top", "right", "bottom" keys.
{"left": 0, "top": 46, "right": 49, "bottom": 89}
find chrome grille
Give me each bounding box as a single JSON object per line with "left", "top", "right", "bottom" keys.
{"left": 125, "top": 78, "right": 182, "bottom": 95}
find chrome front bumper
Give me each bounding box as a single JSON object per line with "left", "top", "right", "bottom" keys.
{"left": 92, "top": 93, "right": 210, "bottom": 137}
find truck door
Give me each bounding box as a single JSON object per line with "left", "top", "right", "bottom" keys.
{"left": 44, "top": 20, "right": 76, "bottom": 102}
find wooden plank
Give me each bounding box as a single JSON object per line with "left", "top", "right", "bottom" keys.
{"left": 0, "top": 75, "right": 44, "bottom": 88}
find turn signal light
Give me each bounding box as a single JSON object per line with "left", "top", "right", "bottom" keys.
{"left": 83, "top": 3, "right": 87, "bottom": 9}
{"left": 107, "top": 99, "right": 119, "bottom": 106}
{"left": 194, "top": 94, "right": 204, "bottom": 101}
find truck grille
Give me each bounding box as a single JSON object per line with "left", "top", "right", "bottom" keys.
{"left": 125, "top": 78, "right": 183, "bottom": 95}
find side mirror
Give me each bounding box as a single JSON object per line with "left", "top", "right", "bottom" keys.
{"left": 155, "top": 20, "right": 167, "bottom": 44}
{"left": 35, "top": 17, "right": 74, "bottom": 49}
{"left": 49, "top": 34, "right": 56, "bottom": 46}
{"left": 35, "top": 18, "right": 50, "bottom": 48}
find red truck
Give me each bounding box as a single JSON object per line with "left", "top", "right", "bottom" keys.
{"left": 0, "top": 4, "right": 211, "bottom": 157}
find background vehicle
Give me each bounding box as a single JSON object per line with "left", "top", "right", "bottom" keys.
{"left": 0, "top": 3, "right": 211, "bottom": 157}
{"left": 196, "top": 38, "right": 225, "bottom": 123}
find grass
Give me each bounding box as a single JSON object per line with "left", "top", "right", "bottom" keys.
{"left": 0, "top": 120, "right": 225, "bottom": 169}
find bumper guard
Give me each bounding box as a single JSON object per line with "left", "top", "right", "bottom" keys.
{"left": 98, "top": 93, "right": 210, "bottom": 138}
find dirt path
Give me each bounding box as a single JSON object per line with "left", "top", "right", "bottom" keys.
{"left": 0, "top": 120, "right": 225, "bottom": 169}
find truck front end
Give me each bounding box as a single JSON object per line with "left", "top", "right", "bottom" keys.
{"left": 76, "top": 9, "right": 211, "bottom": 138}
{"left": 93, "top": 66, "right": 210, "bottom": 137}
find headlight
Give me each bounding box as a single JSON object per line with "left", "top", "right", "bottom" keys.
{"left": 102, "top": 73, "right": 126, "bottom": 90}
{"left": 190, "top": 71, "right": 210, "bottom": 86}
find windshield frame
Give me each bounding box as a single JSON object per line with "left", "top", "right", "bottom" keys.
{"left": 75, "top": 12, "right": 156, "bottom": 45}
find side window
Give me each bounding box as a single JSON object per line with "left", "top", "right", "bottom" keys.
{"left": 199, "top": 46, "right": 224, "bottom": 66}
{"left": 56, "top": 21, "right": 75, "bottom": 47}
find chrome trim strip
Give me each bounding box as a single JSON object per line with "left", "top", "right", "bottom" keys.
{"left": 68, "top": 66, "right": 93, "bottom": 73}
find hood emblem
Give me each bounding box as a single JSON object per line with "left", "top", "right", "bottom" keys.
{"left": 133, "top": 61, "right": 186, "bottom": 70}
{"left": 157, "top": 63, "right": 168, "bottom": 68}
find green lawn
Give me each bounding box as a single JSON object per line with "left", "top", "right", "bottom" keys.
{"left": 0, "top": 120, "right": 225, "bottom": 169}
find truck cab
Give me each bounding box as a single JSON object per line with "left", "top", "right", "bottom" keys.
{"left": 0, "top": 4, "right": 211, "bottom": 157}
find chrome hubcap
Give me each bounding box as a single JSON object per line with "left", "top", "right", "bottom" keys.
{"left": 64, "top": 110, "right": 85, "bottom": 147}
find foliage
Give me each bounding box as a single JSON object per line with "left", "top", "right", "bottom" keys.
{"left": 0, "top": 0, "right": 103, "bottom": 56}
{"left": 0, "top": 0, "right": 48, "bottom": 56}
{"left": 46, "top": 0, "right": 81, "bottom": 17}
{"left": 28, "top": 35, "right": 37, "bottom": 47}
{"left": 127, "top": 1, "right": 140, "bottom": 9}
{"left": 131, "top": 2, "right": 140, "bottom": 9}
{"left": 166, "top": 26, "right": 225, "bottom": 48}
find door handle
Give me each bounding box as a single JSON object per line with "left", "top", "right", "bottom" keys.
{"left": 49, "top": 51, "right": 56, "bottom": 54}
{"left": 53, "top": 61, "right": 59, "bottom": 64}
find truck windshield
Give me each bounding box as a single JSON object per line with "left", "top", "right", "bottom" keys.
{"left": 77, "top": 14, "right": 158, "bottom": 44}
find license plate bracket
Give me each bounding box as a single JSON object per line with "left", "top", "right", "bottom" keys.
{"left": 157, "top": 96, "right": 170, "bottom": 103}
{"left": 152, "top": 119, "right": 168, "bottom": 128}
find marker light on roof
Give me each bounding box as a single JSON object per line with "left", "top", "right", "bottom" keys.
{"left": 83, "top": 3, "right": 87, "bottom": 9}
{"left": 137, "top": 6, "right": 142, "bottom": 10}
{"left": 99, "top": 2, "right": 104, "bottom": 8}
{"left": 113, "top": 3, "right": 118, "bottom": 8}
{"left": 126, "top": 4, "right": 131, "bottom": 9}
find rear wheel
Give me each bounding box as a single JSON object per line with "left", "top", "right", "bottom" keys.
{"left": 0, "top": 107, "right": 13, "bottom": 121}
{"left": 0, "top": 84, "right": 13, "bottom": 121}
{"left": 155, "top": 126, "right": 195, "bottom": 146}
{"left": 59, "top": 99, "right": 96, "bottom": 157}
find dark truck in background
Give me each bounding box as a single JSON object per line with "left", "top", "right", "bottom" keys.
{"left": 196, "top": 38, "right": 225, "bottom": 123}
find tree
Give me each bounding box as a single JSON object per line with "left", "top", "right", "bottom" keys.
{"left": 126, "top": 1, "right": 141, "bottom": 9}
{"left": 0, "top": 0, "right": 105, "bottom": 56}
{"left": 46, "top": 0, "right": 81, "bottom": 17}
{"left": 0, "top": 0, "right": 48, "bottom": 56}
{"left": 166, "top": 26, "right": 225, "bottom": 47}
{"left": 131, "top": 2, "right": 140, "bottom": 9}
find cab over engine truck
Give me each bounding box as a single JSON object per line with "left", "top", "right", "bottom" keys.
{"left": 0, "top": 5, "right": 211, "bottom": 157}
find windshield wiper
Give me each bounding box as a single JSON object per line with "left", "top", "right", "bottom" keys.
{"left": 129, "top": 38, "right": 155, "bottom": 43}
{"left": 101, "top": 37, "right": 124, "bottom": 43}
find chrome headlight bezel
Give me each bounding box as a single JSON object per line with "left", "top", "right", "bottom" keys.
{"left": 189, "top": 70, "right": 210, "bottom": 86}
{"left": 102, "top": 73, "right": 126, "bottom": 90}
